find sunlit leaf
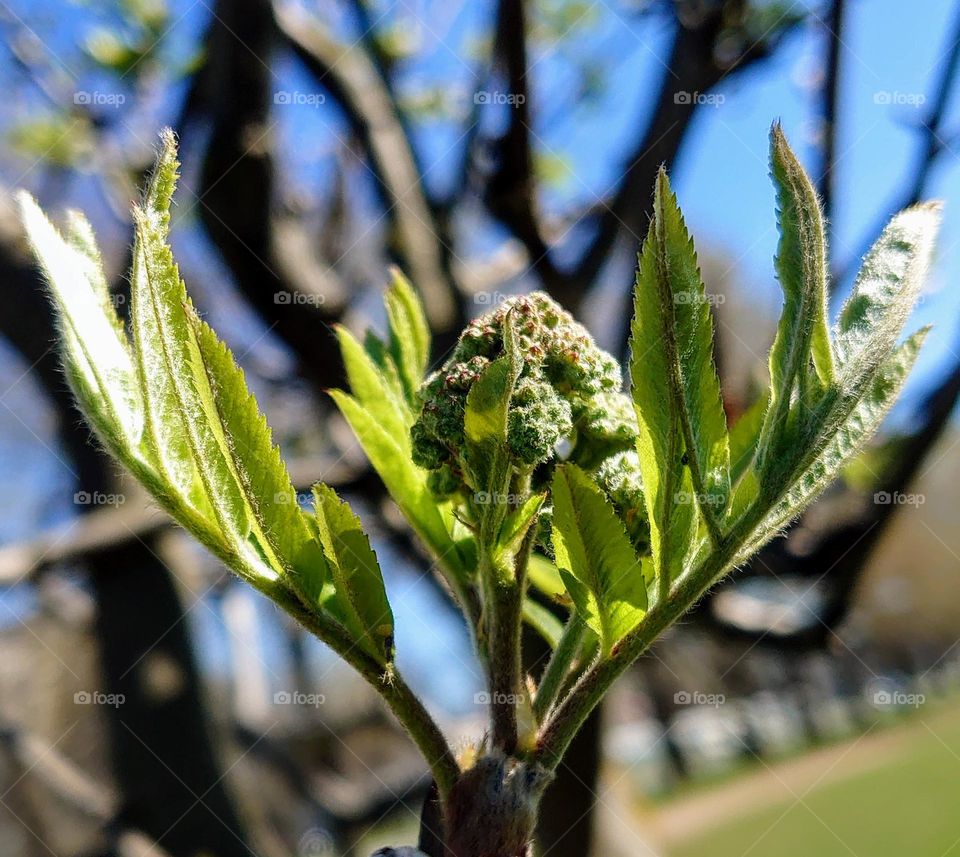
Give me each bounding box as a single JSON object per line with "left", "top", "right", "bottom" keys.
{"left": 314, "top": 485, "right": 394, "bottom": 664}
{"left": 551, "top": 464, "right": 649, "bottom": 656}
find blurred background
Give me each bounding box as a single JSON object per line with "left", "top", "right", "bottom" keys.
{"left": 0, "top": 0, "right": 958, "bottom": 855}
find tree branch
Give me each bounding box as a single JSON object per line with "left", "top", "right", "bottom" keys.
{"left": 819, "top": 0, "right": 845, "bottom": 231}
{"left": 274, "top": 2, "right": 463, "bottom": 333}
{"left": 833, "top": 0, "right": 960, "bottom": 288}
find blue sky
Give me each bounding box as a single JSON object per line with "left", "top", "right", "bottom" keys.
{"left": 2, "top": 0, "right": 959, "bottom": 531}
{"left": 0, "top": 0, "right": 957, "bottom": 705}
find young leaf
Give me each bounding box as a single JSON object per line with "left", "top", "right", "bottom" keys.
{"left": 128, "top": 135, "right": 264, "bottom": 567}
{"left": 329, "top": 390, "right": 471, "bottom": 586}
{"left": 527, "top": 553, "right": 569, "bottom": 604}
{"left": 331, "top": 314, "right": 473, "bottom": 591}
{"left": 187, "top": 310, "right": 328, "bottom": 593}
{"left": 522, "top": 599, "right": 564, "bottom": 649}
{"left": 313, "top": 484, "right": 394, "bottom": 664}
{"left": 384, "top": 269, "right": 431, "bottom": 404}
{"left": 551, "top": 464, "right": 650, "bottom": 656}
{"left": 127, "top": 132, "right": 207, "bottom": 511}
{"left": 337, "top": 325, "right": 413, "bottom": 448}
{"left": 757, "top": 124, "right": 834, "bottom": 478}
{"left": 834, "top": 202, "right": 941, "bottom": 395}
{"left": 764, "top": 204, "right": 940, "bottom": 496}
{"left": 497, "top": 493, "right": 546, "bottom": 557}
{"left": 463, "top": 313, "right": 522, "bottom": 537}
{"left": 652, "top": 169, "right": 731, "bottom": 519}
{"left": 737, "top": 329, "right": 927, "bottom": 563}
{"left": 363, "top": 328, "right": 409, "bottom": 405}
{"left": 18, "top": 194, "right": 143, "bottom": 457}
{"left": 728, "top": 392, "right": 768, "bottom": 485}
{"left": 630, "top": 182, "right": 708, "bottom": 589}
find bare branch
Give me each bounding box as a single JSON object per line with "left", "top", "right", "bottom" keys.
{"left": 833, "top": 0, "right": 960, "bottom": 287}
{"left": 819, "top": 0, "right": 846, "bottom": 230}
{"left": 275, "top": 3, "right": 462, "bottom": 332}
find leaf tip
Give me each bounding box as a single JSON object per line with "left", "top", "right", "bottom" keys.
{"left": 143, "top": 128, "right": 180, "bottom": 218}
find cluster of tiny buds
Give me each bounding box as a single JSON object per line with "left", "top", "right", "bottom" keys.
{"left": 411, "top": 292, "right": 634, "bottom": 501}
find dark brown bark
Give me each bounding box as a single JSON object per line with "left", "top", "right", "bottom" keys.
{"left": 198, "top": 0, "right": 348, "bottom": 393}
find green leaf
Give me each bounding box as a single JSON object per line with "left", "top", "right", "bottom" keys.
{"left": 332, "top": 304, "right": 474, "bottom": 592}
{"left": 63, "top": 209, "right": 122, "bottom": 336}
{"left": 384, "top": 269, "right": 431, "bottom": 404}
{"left": 737, "top": 328, "right": 927, "bottom": 563}
{"left": 757, "top": 124, "right": 835, "bottom": 478}
{"left": 522, "top": 599, "right": 564, "bottom": 649}
{"left": 313, "top": 485, "right": 394, "bottom": 664}
{"left": 834, "top": 202, "right": 941, "bottom": 395}
{"left": 128, "top": 133, "right": 268, "bottom": 567}
{"left": 551, "top": 464, "right": 650, "bottom": 656}
{"left": 363, "top": 329, "right": 408, "bottom": 405}
{"left": 497, "top": 493, "right": 546, "bottom": 557}
{"left": 729, "top": 393, "right": 768, "bottom": 485}
{"left": 329, "top": 389, "right": 471, "bottom": 587}
{"left": 337, "top": 325, "right": 412, "bottom": 449}
{"left": 527, "top": 553, "right": 568, "bottom": 603}
{"left": 18, "top": 193, "right": 143, "bottom": 458}
{"left": 463, "top": 313, "right": 522, "bottom": 535}
{"left": 653, "top": 170, "right": 731, "bottom": 516}
{"left": 630, "top": 181, "right": 705, "bottom": 587}
{"left": 464, "top": 311, "right": 521, "bottom": 445}
{"left": 187, "top": 310, "right": 328, "bottom": 594}
{"left": 127, "top": 131, "right": 207, "bottom": 512}
{"left": 763, "top": 204, "right": 939, "bottom": 497}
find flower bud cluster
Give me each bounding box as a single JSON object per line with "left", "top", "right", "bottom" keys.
{"left": 411, "top": 293, "right": 634, "bottom": 498}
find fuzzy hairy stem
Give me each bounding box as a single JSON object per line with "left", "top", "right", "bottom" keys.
{"left": 485, "top": 549, "right": 523, "bottom": 753}
{"left": 445, "top": 753, "right": 552, "bottom": 857}
{"left": 482, "top": 472, "right": 535, "bottom": 753}
{"left": 532, "top": 612, "right": 586, "bottom": 723}
{"left": 534, "top": 536, "right": 737, "bottom": 770}
{"left": 265, "top": 581, "right": 461, "bottom": 801}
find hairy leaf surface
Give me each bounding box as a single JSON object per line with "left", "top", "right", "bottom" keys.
{"left": 314, "top": 485, "right": 394, "bottom": 664}
{"left": 757, "top": 124, "right": 834, "bottom": 481}
{"left": 551, "top": 465, "right": 649, "bottom": 655}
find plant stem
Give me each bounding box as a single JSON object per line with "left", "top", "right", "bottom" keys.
{"left": 485, "top": 548, "right": 522, "bottom": 753}
{"left": 533, "top": 611, "right": 585, "bottom": 723}
{"left": 483, "top": 470, "right": 535, "bottom": 754}
{"left": 534, "top": 537, "right": 736, "bottom": 771}
{"left": 264, "top": 580, "right": 461, "bottom": 802}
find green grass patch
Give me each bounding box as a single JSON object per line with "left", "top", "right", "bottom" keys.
{"left": 669, "top": 703, "right": 960, "bottom": 857}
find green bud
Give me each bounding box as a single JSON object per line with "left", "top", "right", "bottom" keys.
{"left": 411, "top": 292, "right": 627, "bottom": 498}
{"left": 594, "top": 450, "right": 649, "bottom": 553}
